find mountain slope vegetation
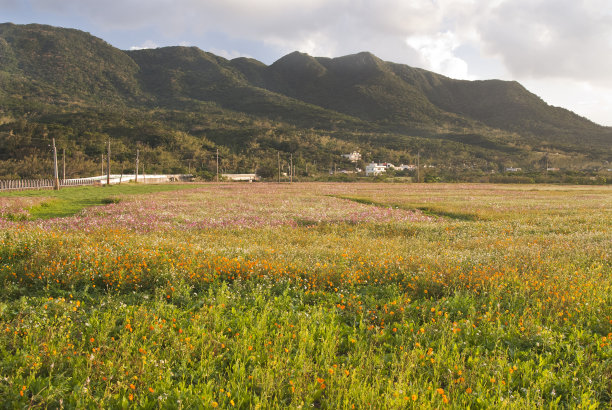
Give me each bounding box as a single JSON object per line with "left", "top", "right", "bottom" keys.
{"left": 0, "top": 22, "right": 610, "bottom": 180}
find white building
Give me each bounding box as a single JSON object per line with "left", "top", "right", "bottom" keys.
{"left": 396, "top": 164, "right": 417, "bottom": 171}
{"left": 366, "top": 162, "right": 393, "bottom": 176}
{"left": 342, "top": 151, "right": 362, "bottom": 163}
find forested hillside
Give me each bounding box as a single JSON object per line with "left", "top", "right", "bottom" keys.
{"left": 1, "top": 23, "right": 610, "bottom": 181}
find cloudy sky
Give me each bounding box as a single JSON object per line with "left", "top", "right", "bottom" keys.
{"left": 3, "top": 0, "right": 612, "bottom": 125}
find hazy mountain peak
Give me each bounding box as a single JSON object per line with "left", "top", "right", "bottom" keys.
{"left": 335, "top": 51, "right": 381, "bottom": 65}
{"left": 321, "top": 51, "right": 387, "bottom": 79}
{"left": 271, "top": 51, "right": 327, "bottom": 77}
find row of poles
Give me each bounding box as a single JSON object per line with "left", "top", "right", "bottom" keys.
{"left": 50, "top": 138, "right": 391, "bottom": 189}
{"left": 52, "top": 139, "right": 115, "bottom": 190}
{"left": 278, "top": 152, "right": 295, "bottom": 183}
{"left": 51, "top": 138, "right": 222, "bottom": 190}
{"left": 52, "top": 139, "right": 117, "bottom": 190}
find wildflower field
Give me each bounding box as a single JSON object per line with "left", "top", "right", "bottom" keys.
{"left": 0, "top": 183, "right": 610, "bottom": 408}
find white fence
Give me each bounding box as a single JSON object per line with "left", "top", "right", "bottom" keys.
{"left": 0, "top": 179, "right": 69, "bottom": 191}
{"left": 0, "top": 174, "right": 193, "bottom": 192}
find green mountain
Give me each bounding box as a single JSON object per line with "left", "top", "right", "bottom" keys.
{"left": 0, "top": 23, "right": 142, "bottom": 106}
{"left": 240, "top": 51, "right": 452, "bottom": 125}
{"left": 0, "top": 23, "right": 610, "bottom": 181}
{"left": 127, "top": 47, "right": 360, "bottom": 128}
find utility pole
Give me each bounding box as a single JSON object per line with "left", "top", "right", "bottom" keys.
{"left": 417, "top": 151, "right": 420, "bottom": 183}
{"left": 106, "top": 139, "right": 111, "bottom": 186}
{"left": 290, "top": 153, "right": 293, "bottom": 183}
{"left": 216, "top": 148, "right": 219, "bottom": 183}
{"left": 52, "top": 138, "right": 59, "bottom": 190}
{"left": 62, "top": 148, "right": 65, "bottom": 183}
{"left": 135, "top": 149, "right": 139, "bottom": 183}
{"left": 101, "top": 154, "right": 104, "bottom": 176}
{"left": 278, "top": 151, "right": 281, "bottom": 183}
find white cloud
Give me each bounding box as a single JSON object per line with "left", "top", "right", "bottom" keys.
{"left": 263, "top": 30, "right": 338, "bottom": 59}
{"left": 129, "top": 40, "right": 158, "bottom": 50}
{"left": 406, "top": 31, "right": 472, "bottom": 80}
{"left": 13, "top": 0, "right": 612, "bottom": 124}
{"left": 476, "top": 0, "right": 612, "bottom": 85}
{"left": 522, "top": 79, "right": 612, "bottom": 126}
{"left": 0, "top": 0, "right": 21, "bottom": 8}
{"left": 209, "top": 48, "right": 251, "bottom": 60}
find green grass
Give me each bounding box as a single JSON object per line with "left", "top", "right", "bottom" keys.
{"left": 331, "top": 195, "right": 483, "bottom": 221}
{"left": 0, "top": 183, "right": 204, "bottom": 219}
{"left": 0, "top": 183, "right": 610, "bottom": 408}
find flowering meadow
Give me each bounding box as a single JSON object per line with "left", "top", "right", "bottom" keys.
{"left": 0, "top": 183, "right": 610, "bottom": 408}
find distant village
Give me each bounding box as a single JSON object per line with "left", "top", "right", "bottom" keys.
{"left": 216, "top": 150, "right": 591, "bottom": 183}
{"left": 340, "top": 151, "right": 420, "bottom": 176}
